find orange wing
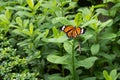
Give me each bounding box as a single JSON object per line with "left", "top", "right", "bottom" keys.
{"left": 62, "top": 26, "right": 74, "bottom": 33}
{"left": 62, "top": 26, "right": 84, "bottom": 38}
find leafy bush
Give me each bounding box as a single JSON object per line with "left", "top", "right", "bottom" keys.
{"left": 0, "top": 0, "right": 120, "bottom": 80}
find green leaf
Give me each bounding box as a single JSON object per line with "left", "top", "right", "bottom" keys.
{"left": 76, "top": 57, "right": 98, "bottom": 69}
{"left": 52, "top": 27, "right": 59, "bottom": 38}
{"left": 91, "top": 44, "right": 100, "bottom": 55}
{"left": 42, "top": 36, "right": 68, "bottom": 43}
{"left": 74, "top": 13, "right": 82, "bottom": 27}
{"left": 100, "top": 33, "right": 117, "bottom": 40}
{"left": 23, "top": 19, "right": 29, "bottom": 28}
{"left": 110, "top": 69, "right": 117, "bottom": 80}
{"left": 47, "top": 54, "right": 70, "bottom": 64}
{"left": 98, "top": 19, "right": 113, "bottom": 32}
{"left": 5, "top": 9, "right": 11, "bottom": 20}
{"left": 63, "top": 41, "right": 73, "bottom": 54}
{"left": 29, "top": 23, "right": 34, "bottom": 35}
{"left": 26, "top": 0, "right": 34, "bottom": 9}
{"left": 34, "top": 1, "right": 41, "bottom": 10}
{"left": 0, "top": 14, "right": 10, "bottom": 24}
{"left": 16, "top": 17, "right": 22, "bottom": 27}
{"left": 52, "top": 17, "right": 73, "bottom": 25}
{"left": 81, "top": 19, "right": 98, "bottom": 28}
{"left": 83, "top": 77, "right": 96, "bottom": 80}
{"left": 103, "top": 70, "right": 112, "bottom": 80}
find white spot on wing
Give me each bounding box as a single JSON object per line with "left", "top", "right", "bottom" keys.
{"left": 62, "top": 26, "right": 65, "bottom": 31}
{"left": 81, "top": 28, "right": 84, "bottom": 34}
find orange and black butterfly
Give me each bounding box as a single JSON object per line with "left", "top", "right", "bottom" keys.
{"left": 62, "top": 26, "right": 84, "bottom": 38}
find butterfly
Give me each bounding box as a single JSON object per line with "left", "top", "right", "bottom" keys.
{"left": 62, "top": 26, "right": 84, "bottom": 38}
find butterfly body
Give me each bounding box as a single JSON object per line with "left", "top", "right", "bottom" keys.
{"left": 62, "top": 26, "right": 84, "bottom": 38}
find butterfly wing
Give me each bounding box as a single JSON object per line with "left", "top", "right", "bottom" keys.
{"left": 62, "top": 26, "right": 74, "bottom": 33}
{"left": 62, "top": 26, "right": 84, "bottom": 38}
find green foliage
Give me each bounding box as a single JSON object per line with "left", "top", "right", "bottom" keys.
{"left": 0, "top": 0, "right": 120, "bottom": 80}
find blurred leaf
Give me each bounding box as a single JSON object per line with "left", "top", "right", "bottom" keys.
{"left": 100, "top": 33, "right": 117, "bottom": 39}
{"left": 76, "top": 57, "right": 98, "bottom": 69}
{"left": 98, "top": 19, "right": 113, "bottom": 32}
{"left": 91, "top": 44, "right": 100, "bottom": 55}
{"left": 96, "top": 9, "right": 109, "bottom": 16}
{"left": 103, "top": 70, "right": 112, "bottom": 80}
{"left": 0, "top": 14, "right": 10, "bottom": 24}
{"left": 26, "top": 0, "right": 34, "bottom": 9}
{"left": 42, "top": 36, "right": 68, "bottom": 43}
{"left": 110, "top": 69, "right": 117, "bottom": 80}
{"left": 5, "top": 9, "right": 11, "bottom": 20}
{"left": 52, "top": 17, "right": 73, "bottom": 25}
{"left": 47, "top": 54, "right": 70, "bottom": 64}
{"left": 52, "top": 27, "right": 59, "bottom": 38}
{"left": 63, "top": 41, "right": 73, "bottom": 54}
{"left": 83, "top": 77, "right": 96, "bottom": 80}
{"left": 16, "top": 17, "right": 23, "bottom": 27}
{"left": 74, "top": 13, "right": 82, "bottom": 27}
{"left": 29, "top": 23, "right": 34, "bottom": 35}
{"left": 23, "top": 19, "right": 29, "bottom": 28}
{"left": 34, "top": 1, "right": 41, "bottom": 10}
{"left": 81, "top": 19, "right": 98, "bottom": 28}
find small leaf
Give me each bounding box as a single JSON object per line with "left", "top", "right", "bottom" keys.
{"left": 74, "top": 13, "right": 82, "bottom": 27}
{"left": 52, "top": 27, "right": 59, "bottom": 38}
{"left": 34, "top": 1, "right": 41, "bottom": 10}
{"left": 29, "top": 23, "right": 34, "bottom": 35}
{"left": 98, "top": 19, "right": 113, "bottom": 32}
{"left": 5, "top": 9, "right": 11, "bottom": 20}
{"left": 52, "top": 17, "right": 73, "bottom": 25}
{"left": 42, "top": 36, "right": 68, "bottom": 43}
{"left": 110, "top": 69, "right": 117, "bottom": 80}
{"left": 0, "top": 14, "right": 10, "bottom": 24}
{"left": 91, "top": 44, "right": 100, "bottom": 55}
{"left": 16, "top": 17, "right": 22, "bottom": 27}
{"left": 47, "top": 55, "right": 69, "bottom": 64}
{"left": 76, "top": 57, "right": 98, "bottom": 69}
{"left": 23, "top": 19, "right": 29, "bottom": 28}
{"left": 100, "top": 33, "right": 117, "bottom": 39}
{"left": 63, "top": 41, "right": 73, "bottom": 54}
{"left": 103, "top": 70, "right": 112, "bottom": 80}
{"left": 26, "top": 0, "right": 34, "bottom": 9}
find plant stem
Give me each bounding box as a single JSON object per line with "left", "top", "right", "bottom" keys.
{"left": 72, "top": 40, "right": 76, "bottom": 80}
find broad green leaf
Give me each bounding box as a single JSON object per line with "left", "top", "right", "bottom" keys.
{"left": 83, "top": 77, "right": 96, "bottom": 80}
{"left": 52, "top": 27, "right": 59, "bottom": 38}
{"left": 16, "top": 11, "right": 33, "bottom": 17}
{"left": 110, "top": 69, "right": 117, "bottom": 80}
{"left": 42, "top": 36, "right": 68, "bottom": 43}
{"left": 98, "top": 19, "right": 113, "bottom": 32}
{"left": 91, "top": 44, "right": 100, "bottom": 55}
{"left": 100, "top": 33, "right": 117, "bottom": 39}
{"left": 16, "top": 17, "right": 22, "bottom": 27}
{"left": 47, "top": 74, "right": 71, "bottom": 80}
{"left": 29, "top": 23, "right": 33, "bottom": 35}
{"left": 81, "top": 19, "right": 98, "bottom": 28}
{"left": 76, "top": 57, "right": 98, "bottom": 69}
{"left": 26, "top": 0, "right": 34, "bottom": 9}
{"left": 96, "top": 9, "right": 109, "bottom": 16}
{"left": 47, "top": 54, "right": 69, "bottom": 64}
{"left": 74, "top": 13, "right": 82, "bottom": 27}
{"left": 23, "top": 19, "right": 29, "bottom": 28}
{"left": 52, "top": 17, "right": 73, "bottom": 25}
{"left": 5, "top": 9, "right": 11, "bottom": 20}
{"left": 63, "top": 41, "right": 73, "bottom": 54}
{"left": 0, "top": 14, "right": 10, "bottom": 24}
{"left": 34, "top": 1, "right": 41, "bottom": 10}
{"left": 103, "top": 70, "right": 112, "bottom": 80}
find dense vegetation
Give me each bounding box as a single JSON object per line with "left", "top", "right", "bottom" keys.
{"left": 0, "top": 0, "right": 120, "bottom": 80}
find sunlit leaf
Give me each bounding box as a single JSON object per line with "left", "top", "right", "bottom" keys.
{"left": 76, "top": 57, "right": 98, "bottom": 69}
